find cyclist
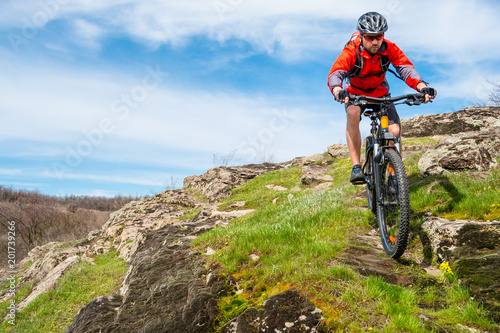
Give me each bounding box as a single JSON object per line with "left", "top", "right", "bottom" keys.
{"left": 327, "top": 12, "right": 436, "bottom": 184}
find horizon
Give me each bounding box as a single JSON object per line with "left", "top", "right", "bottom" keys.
{"left": 1, "top": 0, "right": 499, "bottom": 197}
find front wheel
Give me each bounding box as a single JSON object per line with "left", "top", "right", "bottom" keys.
{"left": 376, "top": 149, "right": 410, "bottom": 258}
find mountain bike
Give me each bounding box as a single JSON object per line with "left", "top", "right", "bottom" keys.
{"left": 348, "top": 93, "right": 425, "bottom": 258}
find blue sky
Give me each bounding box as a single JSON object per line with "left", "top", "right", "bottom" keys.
{"left": 1, "top": 0, "right": 499, "bottom": 197}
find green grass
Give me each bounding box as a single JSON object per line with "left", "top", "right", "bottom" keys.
{"left": 197, "top": 186, "right": 365, "bottom": 275}
{"left": 194, "top": 157, "right": 499, "bottom": 332}
{"left": 217, "top": 166, "right": 306, "bottom": 211}
{"left": 0, "top": 250, "right": 127, "bottom": 332}
{"left": 407, "top": 159, "right": 500, "bottom": 221}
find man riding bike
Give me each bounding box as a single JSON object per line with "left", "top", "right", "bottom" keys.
{"left": 327, "top": 12, "right": 436, "bottom": 184}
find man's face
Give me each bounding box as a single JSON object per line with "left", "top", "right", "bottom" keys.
{"left": 361, "top": 34, "right": 384, "bottom": 55}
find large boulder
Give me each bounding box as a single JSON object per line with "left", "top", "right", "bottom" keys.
{"left": 422, "top": 217, "right": 500, "bottom": 320}
{"left": 418, "top": 131, "right": 500, "bottom": 176}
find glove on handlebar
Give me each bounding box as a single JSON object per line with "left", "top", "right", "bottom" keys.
{"left": 420, "top": 87, "right": 436, "bottom": 97}
{"left": 335, "top": 89, "right": 349, "bottom": 102}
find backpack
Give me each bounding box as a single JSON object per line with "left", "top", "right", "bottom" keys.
{"left": 345, "top": 31, "right": 403, "bottom": 81}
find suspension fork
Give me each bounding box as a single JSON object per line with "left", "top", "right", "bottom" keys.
{"left": 373, "top": 143, "right": 384, "bottom": 200}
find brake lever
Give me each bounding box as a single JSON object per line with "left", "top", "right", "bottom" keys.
{"left": 406, "top": 96, "right": 422, "bottom": 106}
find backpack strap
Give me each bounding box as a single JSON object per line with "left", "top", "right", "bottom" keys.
{"left": 346, "top": 45, "right": 363, "bottom": 78}
{"left": 346, "top": 39, "right": 405, "bottom": 82}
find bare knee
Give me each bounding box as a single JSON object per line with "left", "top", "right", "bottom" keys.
{"left": 389, "top": 123, "right": 400, "bottom": 137}
{"left": 346, "top": 105, "right": 361, "bottom": 125}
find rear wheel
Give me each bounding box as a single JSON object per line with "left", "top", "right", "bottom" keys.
{"left": 376, "top": 149, "right": 410, "bottom": 258}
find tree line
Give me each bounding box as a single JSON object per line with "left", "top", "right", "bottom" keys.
{"left": 0, "top": 186, "right": 142, "bottom": 267}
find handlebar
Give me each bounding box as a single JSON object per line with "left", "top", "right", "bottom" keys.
{"left": 347, "top": 93, "right": 426, "bottom": 106}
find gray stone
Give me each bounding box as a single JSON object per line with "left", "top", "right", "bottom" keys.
{"left": 401, "top": 106, "right": 500, "bottom": 138}
{"left": 221, "top": 289, "right": 326, "bottom": 333}
{"left": 418, "top": 131, "right": 500, "bottom": 176}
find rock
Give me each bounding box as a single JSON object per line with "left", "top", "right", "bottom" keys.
{"left": 88, "top": 189, "right": 204, "bottom": 262}
{"left": 210, "top": 209, "right": 255, "bottom": 220}
{"left": 67, "top": 223, "right": 227, "bottom": 333}
{"left": 339, "top": 233, "right": 425, "bottom": 286}
{"left": 19, "top": 244, "right": 83, "bottom": 286}
{"left": 301, "top": 165, "right": 333, "bottom": 186}
{"left": 266, "top": 184, "right": 287, "bottom": 191}
{"left": 292, "top": 154, "right": 328, "bottom": 167}
{"left": 401, "top": 106, "right": 500, "bottom": 138}
{"left": 64, "top": 295, "right": 123, "bottom": 333}
{"left": 220, "top": 289, "right": 326, "bottom": 333}
{"left": 183, "top": 163, "right": 282, "bottom": 203}
{"left": 421, "top": 217, "right": 500, "bottom": 262}
{"left": 418, "top": 131, "right": 500, "bottom": 176}
{"left": 422, "top": 217, "right": 500, "bottom": 320}
{"left": 229, "top": 201, "right": 246, "bottom": 208}
{"left": 18, "top": 255, "right": 81, "bottom": 310}
{"left": 327, "top": 144, "right": 350, "bottom": 159}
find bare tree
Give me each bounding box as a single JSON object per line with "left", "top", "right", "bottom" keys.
{"left": 0, "top": 195, "right": 58, "bottom": 252}
{"left": 485, "top": 79, "right": 500, "bottom": 105}
{"left": 213, "top": 149, "right": 239, "bottom": 167}
{"left": 474, "top": 79, "right": 500, "bottom": 106}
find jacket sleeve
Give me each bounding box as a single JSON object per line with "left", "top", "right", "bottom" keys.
{"left": 327, "top": 46, "right": 356, "bottom": 94}
{"left": 388, "top": 42, "right": 424, "bottom": 90}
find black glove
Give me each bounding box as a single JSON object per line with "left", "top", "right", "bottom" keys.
{"left": 335, "top": 89, "right": 349, "bottom": 102}
{"left": 421, "top": 87, "right": 437, "bottom": 97}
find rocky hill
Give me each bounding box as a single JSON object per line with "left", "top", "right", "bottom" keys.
{"left": 1, "top": 106, "right": 499, "bottom": 332}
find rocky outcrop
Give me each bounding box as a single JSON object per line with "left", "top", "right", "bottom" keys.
{"left": 183, "top": 163, "right": 283, "bottom": 203}
{"left": 422, "top": 217, "right": 500, "bottom": 320}
{"left": 327, "top": 144, "right": 350, "bottom": 159}
{"left": 67, "top": 222, "right": 227, "bottom": 333}
{"left": 64, "top": 295, "right": 124, "bottom": 333}
{"left": 221, "top": 289, "right": 325, "bottom": 333}
{"left": 0, "top": 242, "right": 85, "bottom": 310}
{"left": 418, "top": 131, "right": 500, "bottom": 176}
{"left": 19, "top": 255, "right": 81, "bottom": 310}
{"left": 401, "top": 106, "right": 500, "bottom": 176}
{"left": 401, "top": 106, "right": 500, "bottom": 138}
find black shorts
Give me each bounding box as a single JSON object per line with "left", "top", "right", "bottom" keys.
{"left": 345, "top": 99, "right": 400, "bottom": 126}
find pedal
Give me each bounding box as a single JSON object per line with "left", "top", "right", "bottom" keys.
{"left": 351, "top": 179, "right": 367, "bottom": 185}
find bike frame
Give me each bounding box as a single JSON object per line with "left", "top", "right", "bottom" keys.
{"left": 348, "top": 93, "right": 425, "bottom": 257}
{"left": 352, "top": 92, "right": 424, "bottom": 182}
{"left": 365, "top": 107, "right": 399, "bottom": 207}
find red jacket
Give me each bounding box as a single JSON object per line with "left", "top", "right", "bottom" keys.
{"left": 328, "top": 36, "right": 424, "bottom": 97}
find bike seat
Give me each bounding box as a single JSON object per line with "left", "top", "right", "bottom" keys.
{"left": 363, "top": 108, "right": 380, "bottom": 117}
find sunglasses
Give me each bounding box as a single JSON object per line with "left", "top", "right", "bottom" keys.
{"left": 362, "top": 34, "right": 384, "bottom": 41}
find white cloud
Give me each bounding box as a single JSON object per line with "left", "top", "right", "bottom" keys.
{"left": 2, "top": 0, "right": 499, "bottom": 196}
{"left": 0, "top": 169, "right": 22, "bottom": 176}
{"left": 72, "top": 19, "right": 103, "bottom": 49}
{"left": 4, "top": 0, "right": 500, "bottom": 63}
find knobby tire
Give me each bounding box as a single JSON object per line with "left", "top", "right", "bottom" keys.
{"left": 376, "top": 149, "right": 410, "bottom": 258}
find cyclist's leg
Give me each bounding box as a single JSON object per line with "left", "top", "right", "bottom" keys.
{"left": 345, "top": 103, "right": 363, "bottom": 166}
{"left": 387, "top": 102, "right": 401, "bottom": 177}
{"left": 387, "top": 102, "right": 402, "bottom": 152}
